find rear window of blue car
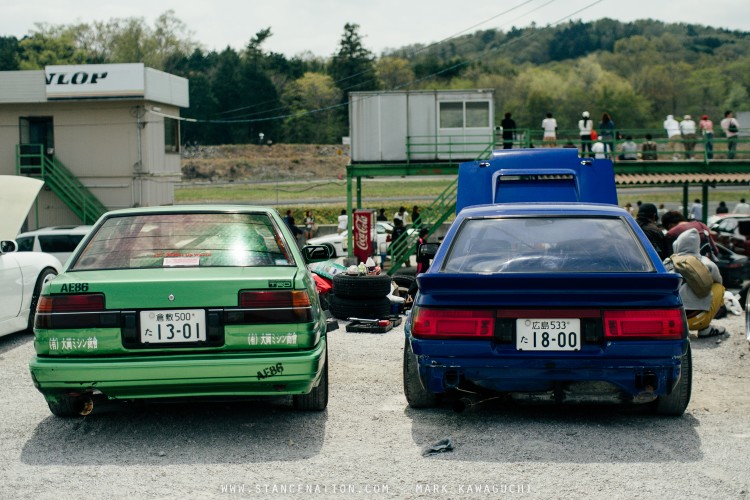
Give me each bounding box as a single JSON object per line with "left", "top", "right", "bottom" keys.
{"left": 71, "top": 213, "right": 294, "bottom": 270}
{"left": 442, "top": 216, "right": 653, "bottom": 274}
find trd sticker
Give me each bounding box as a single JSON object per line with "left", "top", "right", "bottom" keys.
{"left": 268, "top": 280, "right": 292, "bottom": 289}
{"left": 257, "top": 363, "right": 284, "bottom": 380}
{"left": 60, "top": 283, "right": 89, "bottom": 293}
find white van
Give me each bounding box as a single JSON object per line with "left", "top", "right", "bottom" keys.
{"left": 15, "top": 225, "right": 93, "bottom": 264}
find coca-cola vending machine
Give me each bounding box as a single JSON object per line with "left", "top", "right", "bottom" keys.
{"left": 352, "top": 209, "right": 375, "bottom": 264}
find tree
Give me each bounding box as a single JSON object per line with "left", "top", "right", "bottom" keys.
{"left": 375, "top": 56, "right": 414, "bottom": 90}
{"left": 329, "top": 23, "right": 379, "bottom": 98}
{"left": 282, "top": 72, "right": 341, "bottom": 143}
{"left": 0, "top": 36, "right": 19, "bottom": 70}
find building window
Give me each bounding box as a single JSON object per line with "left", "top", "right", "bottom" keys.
{"left": 164, "top": 117, "right": 180, "bottom": 153}
{"left": 466, "top": 101, "right": 490, "bottom": 128}
{"left": 439, "top": 102, "right": 464, "bottom": 128}
{"left": 439, "top": 101, "right": 491, "bottom": 129}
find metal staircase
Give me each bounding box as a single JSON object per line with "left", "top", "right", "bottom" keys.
{"left": 386, "top": 142, "right": 496, "bottom": 274}
{"left": 16, "top": 144, "right": 108, "bottom": 224}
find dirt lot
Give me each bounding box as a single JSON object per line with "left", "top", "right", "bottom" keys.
{"left": 181, "top": 144, "right": 350, "bottom": 182}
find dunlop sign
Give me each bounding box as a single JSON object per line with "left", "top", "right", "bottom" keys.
{"left": 45, "top": 63, "right": 146, "bottom": 100}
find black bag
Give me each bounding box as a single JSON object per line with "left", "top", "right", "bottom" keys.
{"left": 728, "top": 120, "right": 739, "bottom": 133}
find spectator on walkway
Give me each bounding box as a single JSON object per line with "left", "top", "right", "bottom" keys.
{"left": 734, "top": 198, "right": 750, "bottom": 214}
{"left": 578, "top": 111, "right": 593, "bottom": 156}
{"left": 721, "top": 110, "right": 740, "bottom": 159}
{"left": 598, "top": 113, "right": 615, "bottom": 158}
{"left": 591, "top": 137, "right": 606, "bottom": 159}
{"left": 716, "top": 201, "right": 729, "bottom": 215}
{"left": 501, "top": 112, "right": 516, "bottom": 149}
{"left": 680, "top": 115, "right": 697, "bottom": 159}
{"left": 394, "top": 206, "right": 410, "bottom": 226}
{"left": 699, "top": 115, "right": 714, "bottom": 159}
{"left": 641, "top": 133, "right": 659, "bottom": 160}
{"left": 411, "top": 206, "right": 421, "bottom": 226}
{"left": 542, "top": 112, "right": 558, "bottom": 147}
{"left": 664, "top": 114, "right": 682, "bottom": 160}
{"left": 618, "top": 136, "right": 638, "bottom": 161}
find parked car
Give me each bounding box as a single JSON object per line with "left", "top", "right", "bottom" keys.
{"left": 15, "top": 225, "right": 93, "bottom": 264}
{"left": 710, "top": 215, "right": 750, "bottom": 255}
{"left": 404, "top": 203, "right": 690, "bottom": 415}
{"left": 306, "top": 221, "right": 411, "bottom": 257}
{"left": 712, "top": 242, "right": 749, "bottom": 288}
{"left": 0, "top": 176, "right": 62, "bottom": 338}
{"left": 29, "top": 205, "right": 334, "bottom": 417}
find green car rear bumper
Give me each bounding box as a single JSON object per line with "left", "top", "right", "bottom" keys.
{"left": 29, "top": 338, "right": 326, "bottom": 402}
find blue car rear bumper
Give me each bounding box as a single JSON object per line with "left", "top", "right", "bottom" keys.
{"left": 410, "top": 337, "right": 689, "bottom": 399}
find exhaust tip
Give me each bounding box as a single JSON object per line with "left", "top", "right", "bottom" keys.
{"left": 76, "top": 397, "right": 94, "bottom": 416}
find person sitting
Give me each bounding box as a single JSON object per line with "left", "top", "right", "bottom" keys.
{"left": 641, "top": 134, "right": 658, "bottom": 160}
{"left": 668, "top": 228, "right": 726, "bottom": 338}
{"left": 618, "top": 136, "right": 638, "bottom": 161}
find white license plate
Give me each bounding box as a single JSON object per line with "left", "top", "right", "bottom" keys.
{"left": 516, "top": 318, "right": 581, "bottom": 351}
{"left": 140, "top": 309, "right": 206, "bottom": 344}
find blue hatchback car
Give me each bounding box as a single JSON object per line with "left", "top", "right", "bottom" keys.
{"left": 404, "top": 151, "right": 690, "bottom": 415}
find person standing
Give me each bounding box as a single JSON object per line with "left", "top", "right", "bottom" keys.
{"left": 393, "top": 206, "right": 409, "bottom": 226}
{"left": 715, "top": 201, "right": 729, "bottom": 215}
{"left": 664, "top": 114, "right": 681, "bottom": 160}
{"left": 689, "top": 199, "right": 703, "bottom": 221}
{"left": 411, "top": 205, "right": 421, "bottom": 226}
{"left": 578, "top": 111, "right": 593, "bottom": 156}
{"left": 541, "top": 112, "right": 558, "bottom": 147}
{"left": 680, "top": 115, "right": 697, "bottom": 160}
{"left": 699, "top": 115, "right": 714, "bottom": 160}
{"left": 721, "top": 110, "right": 740, "bottom": 159}
{"left": 416, "top": 228, "right": 431, "bottom": 274}
{"left": 337, "top": 209, "right": 348, "bottom": 232}
{"left": 734, "top": 198, "right": 750, "bottom": 214}
{"left": 284, "top": 209, "right": 303, "bottom": 242}
{"left": 377, "top": 208, "right": 388, "bottom": 222}
{"left": 501, "top": 112, "right": 516, "bottom": 149}
{"left": 598, "top": 113, "right": 615, "bottom": 158}
{"left": 303, "top": 210, "right": 317, "bottom": 240}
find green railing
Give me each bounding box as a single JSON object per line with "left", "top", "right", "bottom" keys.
{"left": 387, "top": 138, "right": 496, "bottom": 274}
{"left": 16, "top": 144, "right": 108, "bottom": 224}
{"left": 406, "top": 133, "right": 496, "bottom": 163}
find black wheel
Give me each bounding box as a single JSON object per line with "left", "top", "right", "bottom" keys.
{"left": 654, "top": 344, "right": 692, "bottom": 416}
{"left": 293, "top": 352, "right": 328, "bottom": 411}
{"left": 332, "top": 273, "right": 392, "bottom": 299}
{"left": 329, "top": 294, "right": 391, "bottom": 320}
{"left": 47, "top": 395, "right": 92, "bottom": 417}
{"left": 28, "top": 268, "right": 57, "bottom": 332}
{"left": 403, "top": 338, "right": 438, "bottom": 408}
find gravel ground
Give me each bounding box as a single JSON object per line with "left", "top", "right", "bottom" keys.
{"left": 1, "top": 310, "right": 749, "bottom": 499}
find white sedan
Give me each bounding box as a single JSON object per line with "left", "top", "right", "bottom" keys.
{"left": 0, "top": 176, "right": 62, "bottom": 337}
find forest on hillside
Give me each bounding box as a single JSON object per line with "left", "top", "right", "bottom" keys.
{"left": 1, "top": 11, "right": 749, "bottom": 145}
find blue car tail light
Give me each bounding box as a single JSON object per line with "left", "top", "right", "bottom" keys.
{"left": 412, "top": 308, "right": 495, "bottom": 339}
{"left": 603, "top": 309, "right": 684, "bottom": 340}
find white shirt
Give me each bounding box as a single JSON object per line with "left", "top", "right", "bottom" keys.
{"left": 664, "top": 116, "right": 680, "bottom": 138}
{"left": 337, "top": 214, "right": 348, "bottom": 231}
{"left": 680, "top": 119, "right": 697, "bottom": 135}
{"left": 591, "top": 141, "right": 606, "bottom": 159}
{"left": 542, "top": 117, "right": 557, "bottom": 137}
{"left": 690, "top": 203, "right": 703, "bottom": 221}
{"left": 578, "top": 118, "right": 593, "bottom": 136}
{"left": 734, "top": 202, "right": 750, "bottom": 214}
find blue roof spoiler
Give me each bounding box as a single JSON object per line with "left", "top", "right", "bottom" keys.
{"left": 456, "top": 149, "right": 618, "bottom": 213}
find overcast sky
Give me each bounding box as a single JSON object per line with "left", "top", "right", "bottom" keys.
{"left": 3, "top": 0, "right": 750, "bottom": 58}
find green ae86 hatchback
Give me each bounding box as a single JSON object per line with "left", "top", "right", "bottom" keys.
{"left": 29, "top": 206, "right": 334, "bottom": 416}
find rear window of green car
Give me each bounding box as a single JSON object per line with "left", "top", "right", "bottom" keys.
{"left": 71, "top": 213, "right": 294, "bottom": 270}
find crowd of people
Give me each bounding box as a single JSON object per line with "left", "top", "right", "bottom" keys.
{"left": 633, "top": 198, "right": 750, "bottom": 339}
{"left": 497, "top": 110, "right": 743, "bottom": 160}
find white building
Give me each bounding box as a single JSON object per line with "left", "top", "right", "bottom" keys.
{"left": 0, "top": 63, "right": 189, "bottom": 229}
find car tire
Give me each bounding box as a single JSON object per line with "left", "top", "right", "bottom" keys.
{"left": 27, "top": 268, "right": 57, "bottom": 332}
{"left": 329, "top": 294, "right": 391, "bottom": 320}
{"left": 332, "top": 273, "right": 392, "bottom": 299}
{"left": 403, "top": 338, "right": 439, "bottom": 408}
{"left": 654, "top": 344, "right": 692, "bottom": 416}
{"left": 293, "top": 351, "right": 328, "bottom": 411}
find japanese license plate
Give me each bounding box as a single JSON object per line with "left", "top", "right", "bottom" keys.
{"left": 516, "top": 318, "right": 581, "bottom": 351}
{"left": 140, "top": 309, "right": 206, "bottom": 344}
